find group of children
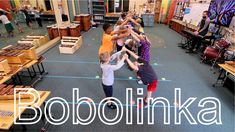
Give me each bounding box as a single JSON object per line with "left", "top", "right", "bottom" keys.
{"left": 99, "top": 12, "right": 158, "bottom": 109}
{"left": 0, "top": 6, "right": 43, "bottom": 37}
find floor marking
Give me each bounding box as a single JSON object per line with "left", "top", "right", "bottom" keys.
{"left": 44, "top": 60, "right": 162, "bottom": 66}
{"left": 45, "top": 101, "right": 176, "bottom": 108}
{"left": 44, "top": 75, "right": 172, "bottom": 82}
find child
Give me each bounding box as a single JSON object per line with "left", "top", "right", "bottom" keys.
{"left": 99, "top": 51, "right": 128, "bottom": 109}
{"left": 130, "top": 29, "right": 151, "bottom": 63}
{"left": 98, "top": 23, "right": 130, "bottom": 56}
{"left": 33, "top": 7, "right": 43, "bottom": 27}
{"left": 0, "top": 11, "right": 14, "bottom": 37}
{"left": 9, "top": 8, "right": 23, "bottom": 33}
{"left": 123, "top": 46, "right": 158, "bottom": 108}
{"left": 21, "top": 6, "right": 32, "bottom": 28}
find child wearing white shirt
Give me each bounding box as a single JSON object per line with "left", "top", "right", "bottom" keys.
{"left": 99, "top": 51, "right": 128, "bottom": 109}
{"left": 0, "top": 11, "right": 14, "bottom": 37}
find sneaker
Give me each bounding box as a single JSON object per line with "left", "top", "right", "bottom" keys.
{"left": 138, "top": 101, "right": 148, "bottom": 109}
{"left": 107, "top": 103, "right": 117, "bottom": 109}
{"left": 137, "top": 79, "right": 143, "bottom": 85}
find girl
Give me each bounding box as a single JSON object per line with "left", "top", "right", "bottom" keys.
{"left": 9, "top": 8, "right": 23, "bottom": 33}
{"left": 0, "top": 11, "right": 14, "bottom": 37}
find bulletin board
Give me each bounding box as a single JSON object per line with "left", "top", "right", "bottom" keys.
{"left": 183, "top": 2, "right": 210, "bottom": 26}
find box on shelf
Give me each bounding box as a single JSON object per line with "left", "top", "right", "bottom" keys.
{"left": 18, "top": 40, "right": 38, "bottom": 48}
{"left": 2, "top": 44, "right": 38, "bottom": 60}
{"left": 0, "top": 50, "right": 28, "bottom": 65}
{"left": 26, "top": 35, "right": 50, "bottom": 46}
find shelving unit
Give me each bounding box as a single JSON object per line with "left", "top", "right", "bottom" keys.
{"left": 154, "top": 0, "right": 162, "bottom": 23}
{"left": 104, "top": 13, "right": 120, "bottom": 24}
{"left": 91, "top": 0, "right": 105, "bottom": 24}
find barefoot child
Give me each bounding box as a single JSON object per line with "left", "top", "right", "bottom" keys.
{"left": 99, "top": 51, "right": 128, "bottom": 109}
{"left": 0, "top": 11, "right": 14, "bottom": 37}
{"left": 123, "top": 46, "right": 158, "bottom": 108}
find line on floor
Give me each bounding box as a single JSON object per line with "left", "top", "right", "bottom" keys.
{"left": 44, "top": 60, "right": 162, "bottom": 66}
{"left": 45, "top": 101, "right": 176, "bottom": 108}
{"left": 44, "top": 75, "right": 172, "bottom": 82}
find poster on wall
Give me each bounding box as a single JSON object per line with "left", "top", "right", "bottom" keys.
{"left": 208, "top": 0, "right": 235, "bottom": 27}
{"left": 183, "top": 2, "right": 210, "bottom": 26}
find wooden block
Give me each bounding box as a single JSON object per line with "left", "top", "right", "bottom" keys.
{"left": 0, "top": 51, "right": 28, "bottom": 65}
{"left": 26, "top": 35, "right": 49, "bottom": 46}
{"left": 59, "top": 44, "right": 77, "bottom": 54}
{"left": 0, "top": 59, "right": 11, "bottom": 74}
{"left": 36, "top": 37, "right": 60, "bottom": 56}
{"left": 18, "top": 40, "right": 38, "bottom": 48}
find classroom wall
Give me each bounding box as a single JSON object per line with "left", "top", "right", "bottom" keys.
{"left": 183, "top": 1, "right": 211, "bottom": 26}
{"left": 129, "top": 0, "right": 147, "bottom": 14}
{"left": 0, "top": 0, "right": 13, "bottom": 20}
{"left": 79, "top": 0, "right": 89, "bottom": 14}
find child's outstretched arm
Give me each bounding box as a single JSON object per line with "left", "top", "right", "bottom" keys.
{"left": 122, "top": 46, "right": 139, "bottom": 60}
{"left": 129, "top": 18, "right": 141, "bottom": 27}
{"left": 112, "top": 30, "right": 130, "bottom": 41}
{"left": 130, "top": 30, "right": 140, "bottom": 42}
{"left": 109, "top": 54, "right": 128, "bottom": 71}
{"left": 110, "top": 51, "right": 123, "bottom": 62}
{"left": 126, "top": 58, "right": 139, "bottom": 71}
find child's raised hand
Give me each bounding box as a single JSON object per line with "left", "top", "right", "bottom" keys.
{"left": 123, "top": 54, "right": 129, "bottom": 59}
{"left": 121, "top": 46, "right": 127, "bottom": 52}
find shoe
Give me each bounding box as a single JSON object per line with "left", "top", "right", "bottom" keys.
{"left": 138, "top": 101, "right": 148, "bottom": 109}
{"left": 185, "top": 50, "right": 193, "bottom": 53}
{"left": 137, "top": 79, "right": 143, "bottom": 85}
{"left": 107, "top": 103, "right": 117, "bottom": 109}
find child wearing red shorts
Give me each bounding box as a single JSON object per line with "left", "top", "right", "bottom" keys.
{"left": 122, "top": 46, "right": 158, "bottom": 108}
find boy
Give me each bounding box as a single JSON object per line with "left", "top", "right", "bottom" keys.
{"left": 0, "top": 11, "right": 14, "bottom": 37}
{"left": 98, "top": 23, "right": 130, "bottom": 56}
{"left": 122, "top": 46, "right": 158, "bottom": 108}
{"left": 99, "top": 51, "right": 128, "bottom": 109}
{"left": 33, "top": 7, "right": 43, "bottom": 28}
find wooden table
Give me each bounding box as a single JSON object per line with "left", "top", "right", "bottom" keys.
{"left": 0, "top": 76, "right": 11, "bottom": 84}
{"left": 0, "top": 90, "right": 51, "bottom": 130}
{"left": 169, "top": 19, "right": 212, "bottom": 36}
{"left": 0, "top": 66, "right": 23, "bottom": 85}
{"left": 213, "top": 63, "right": 235, "bottom": 87}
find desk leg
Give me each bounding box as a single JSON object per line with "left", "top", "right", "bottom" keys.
{"left": 32, "top": 65, "right": 37, "bottom": 77}
{"left": 40, "top": 63, "right": 47, "bottom": 74}
{"left": 213, "top": 69, "right": 225, "bottom": 87}
{"left": 41, "top": 102, "right": 52, "bottom": 132}
{"left": 27, "top": 68, "right": 33, "bottom": 79}
{"left": 11, "top": 76, "right": 17, "bottom": 85}
{"left": 37, "top": 63, "right": 43, "bottom": 75}
{"left": 17, "top": 73, "right": 23, "bottom": 85}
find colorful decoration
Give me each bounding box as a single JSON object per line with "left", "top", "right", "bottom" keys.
{"left": 208, "top": 0, "right": 235, "bottom": 27}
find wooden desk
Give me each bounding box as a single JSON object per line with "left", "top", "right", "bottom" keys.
{"left": 218, "top": 64, "right": 235, "bottom": 76}
{"left": 169, "top": 19, "right": 212, "bottom": 36}
{"left": 213, "top": 63, "right": 235, "bottom": 87}
{"left": 23, "top": 60, "right": 38, "bottom": 69}
{"left": 0, "top": 91, "right": 51, "bottom": 130}
{"left": 0, "top": 76, "right": 11, "bottom": 84}
{"left": 0, "top": 66, "right": 23, "bottom": 85}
